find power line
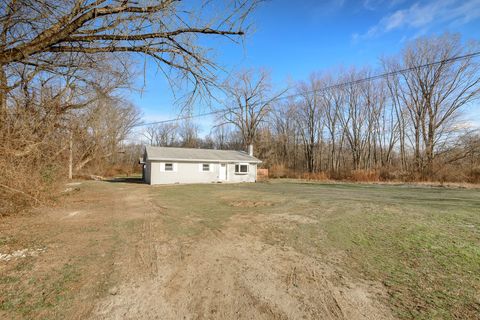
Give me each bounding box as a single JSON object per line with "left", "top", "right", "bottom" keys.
{"left": 133, "top": 50, "right": 480, "bottom": 128}
{"left": 134, "top": 109, "right": 229, "bottom": 127}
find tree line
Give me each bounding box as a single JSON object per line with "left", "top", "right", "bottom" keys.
{"left": 143, "top": 34, "right": 480, "bottom": 183}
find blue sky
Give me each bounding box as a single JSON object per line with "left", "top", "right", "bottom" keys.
{"left": 128, "top": 0, "right": 480, "bottom": 136}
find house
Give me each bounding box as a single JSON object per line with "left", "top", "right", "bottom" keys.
{"left": 141, "top": 145, "right": 262, "bottom": 185}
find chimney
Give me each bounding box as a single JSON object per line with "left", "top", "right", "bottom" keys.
{"left": 247, "top": 144, "right": 254, "bottom": 156}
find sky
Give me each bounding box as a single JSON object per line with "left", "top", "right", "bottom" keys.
{"left": 127, "top": 0, "right": 480, "bottom": 138}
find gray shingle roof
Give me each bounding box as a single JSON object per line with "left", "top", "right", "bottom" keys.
{"left": 145, "top": 146, "right": 262, "bottom": 163}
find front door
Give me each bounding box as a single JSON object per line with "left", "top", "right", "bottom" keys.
{"left": 219, "top": 163, "right": 227, "bottom": 181}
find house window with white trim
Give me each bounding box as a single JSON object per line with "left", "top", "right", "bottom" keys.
{"left": 202, "top": 163, "right": 210, "bottom": 172}
{"left": 164, "top": 163, "right": 174, "bottom": 171}
{"left": 235, "top": 163, "right": 249, "bottom": 174}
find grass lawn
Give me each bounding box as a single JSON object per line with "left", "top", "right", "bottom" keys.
{"left": 151, "top": 180, "right": 480, "bottom": 319}
{"left": 1, "top": 180, "right": 479, "bottom": 319}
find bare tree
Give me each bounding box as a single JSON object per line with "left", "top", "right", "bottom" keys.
{"left": 321, "top": 74, "right": 344, "bottom": 174}
{"left": 143, "top": 123, "right": 178, "bottom": 146}
{"left": 0, "top": 0, "right": 259, "bottom": 112}
{"left": 384, "top": 34, "right": 480, "bottom": 177}
{"left": 336, "top": 69, "right": 370, "bottom": 170}
{"left": 271, "top": 100, "right": 297, "bottom": 167}
{"left": 384, "top": 69, "right": 409, "bottom": 171}
{"left": 218, "top": 69, "right": 286, "bottom": 149}
{"left": 294, "top": 74, "right": 325, "bottom": 173}
{"left": 209, "top": 124, "right": 234, "bottom": 150}
{"left": 73, "top": 95, "right": 141, "bottom": 172}
{"left": 178, "top": 119, "right": 199, "bottom": 148}
{"left": 143, "top": 126, "right": 157, "bottom": 146}
{"left": 372, "top": 81, "right": 398, "bottom": 167}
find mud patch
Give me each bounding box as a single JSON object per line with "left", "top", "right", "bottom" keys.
{"left": 0, "top": 247, "right": 46, "bottom": 262}
{"left": 91, "top": 234, "right": 393, "bottom": 320}
{"left": 61, "top": 210, "right": 86, "bottom": 219}
{"left": 68, "top": 211, "right": 81, "bottom": 217}
{"left": 267, "top": 212, "right": 318, "bottom": 224}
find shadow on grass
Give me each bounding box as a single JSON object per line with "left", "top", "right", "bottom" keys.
{"left": 106, "top": 177, "right": 145, "bottom": 184}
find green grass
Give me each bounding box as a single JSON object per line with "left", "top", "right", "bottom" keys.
{"left": 2, "top": 180, "right": 477, "bottom": 319}
{"left": 148, "top": 181, "right": 480, "bottom": 319}
{"left": 150, "top": 184, "right": 239, "bottom": 237}
{"left": 0, "top": 262, "right": 81, "bottom": 318}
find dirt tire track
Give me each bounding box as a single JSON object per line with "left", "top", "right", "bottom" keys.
{"left": 0, "top": 181, "right": 394, "bottom": 319}
{"left": 90, "top": 195, "right": 394, "bottom": 320}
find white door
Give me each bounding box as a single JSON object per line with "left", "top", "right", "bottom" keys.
{"left": 219, "top": 163, "right": 227, "bottom": 181}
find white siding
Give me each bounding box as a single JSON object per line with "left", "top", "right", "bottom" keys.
{"left": 147, "top": 161, "right": 257, "bottom": 185}
{"left": 228, "top": 163, "right": 257, "bottom": 183}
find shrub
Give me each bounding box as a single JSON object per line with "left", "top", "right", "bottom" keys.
{"left": 468, "top": 167, "right": 480, "bottom": 183}
{"left": 0, "top": 155, "right": 66, "bottom": 217}
{"left": 379, "top": 168, "right": 394, "bottom": 181}
{"left": 350, "top": 170, "right": 380, "bottom": 182}
{"left": 269, "top": 164, "right": 295, "bottom": 178}
{"left": 301, "top": 172, "right": 329, "bottom": 181}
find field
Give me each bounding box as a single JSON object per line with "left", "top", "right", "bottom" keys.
{"left": 1, "top": 180, "right": 479, "bottom": 319}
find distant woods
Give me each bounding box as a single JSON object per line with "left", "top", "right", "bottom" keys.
{"left": 260, "top": 34, "right": 480, "bottom": 181}
{"left": 0, "top": 0, "right": 257, "bottom": 215}
{"left": 146, "top": 34, "right": 480, "bottom": 183}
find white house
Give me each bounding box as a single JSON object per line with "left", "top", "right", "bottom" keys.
{"left": 141, "top": 146, "right": 262, "bottom": 185}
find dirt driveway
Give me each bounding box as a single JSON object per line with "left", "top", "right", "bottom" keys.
{"left": 0, "top": 180, "right": 393, "bottom": 319}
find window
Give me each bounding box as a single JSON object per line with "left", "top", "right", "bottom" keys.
{"left": 235, "top": 163, "right": 249, "bottom": 174}
{"left": 164, "top": 163, "right": 173, "bottom": 171}
{"left": 202, "top": 164, "right": 210, "bottom": 172}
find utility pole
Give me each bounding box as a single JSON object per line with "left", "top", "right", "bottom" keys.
{"left": 66, "top": 81, "right": 74, "bottom": 180}
{"left": 68, "top": 130, "right": 73, "bottom": 180}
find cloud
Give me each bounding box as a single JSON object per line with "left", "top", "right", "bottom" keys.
{"left": 362, "top": 0, "right": 406, "bottom": 11}
{"left": 327, "top": 0, "right": 347, "bottom": 9}
{"left": 355, "top": 0, "right": 480, "bottom": 40}
{"left": 309, "top": 0, "right": 346, "bottom": 16}
{"left": 304, "top": 0, "right": 347, "bottom": 23}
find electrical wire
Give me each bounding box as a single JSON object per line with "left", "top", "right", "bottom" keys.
{"left": 133, "top": 50, "right": 480, "bottom": 127}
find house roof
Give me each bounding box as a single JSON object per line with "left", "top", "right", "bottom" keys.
{"left": 144, "top": 146, "right": 262, "bottom": 163}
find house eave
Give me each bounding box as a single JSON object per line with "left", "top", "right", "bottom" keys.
{"left": 146, "top": 157, "right": 262, "bottom": 164}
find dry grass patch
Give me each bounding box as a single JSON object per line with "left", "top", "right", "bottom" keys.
{"left": 228, "top": 200, "right": 276, "bottom": 207}
{"left": 1, "top": 180, "right": 479, "bottom": 319}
